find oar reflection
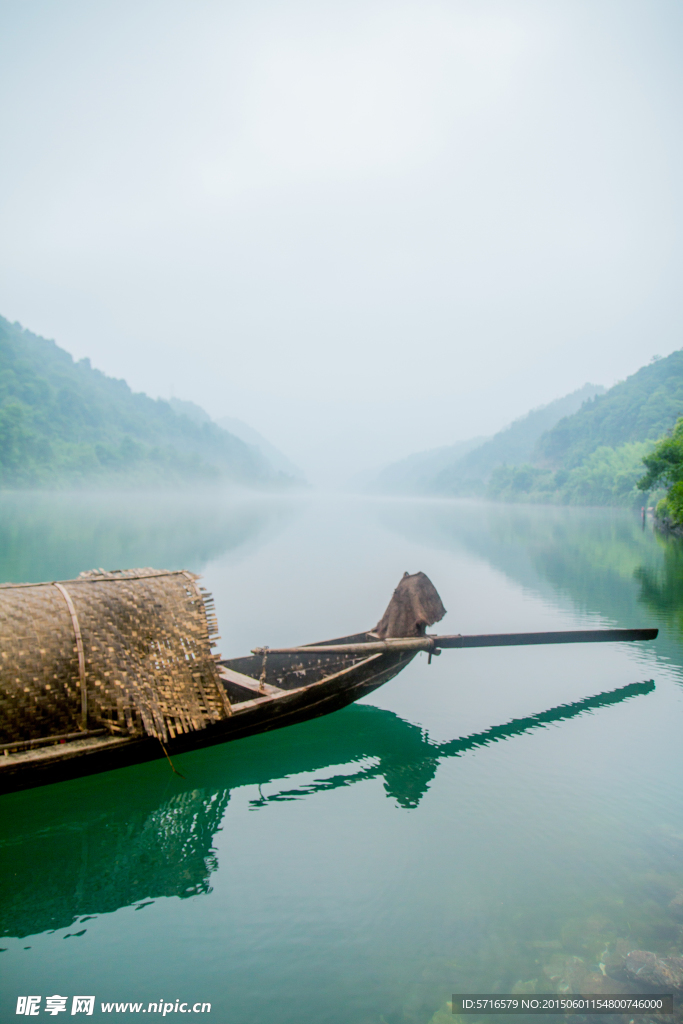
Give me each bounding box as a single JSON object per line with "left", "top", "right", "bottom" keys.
{"left": 249, "top": 679, "right": 655, "bottom": 810}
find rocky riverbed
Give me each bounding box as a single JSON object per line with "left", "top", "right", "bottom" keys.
{"left": 424, "top": 881, "right": 683, "bottom": 1024}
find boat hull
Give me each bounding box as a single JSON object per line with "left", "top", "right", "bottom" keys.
{"left": 0, "top": 645, "right": 416, "bottom": 794}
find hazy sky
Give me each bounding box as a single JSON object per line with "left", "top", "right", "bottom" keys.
{"left": 1, "top": 0, "right": 682, "bottom": 481}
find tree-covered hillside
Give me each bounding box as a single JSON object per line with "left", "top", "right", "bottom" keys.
{"left": 535, "top": 351, "right": 683, "bottom": 469}
{"left": 433, "top": 383, "right": 604, "bottom": 494}
{"left": 368, "top": 383, "right": 603, "bottom": 497}
{"left": 637, "top": 416, "right": 683, "bottom": 526}
{"left": 486, "top": 349, "right": 683, "bottom": 507}
{"left": 0, "top": 316, "right": 284, "bottom": 488}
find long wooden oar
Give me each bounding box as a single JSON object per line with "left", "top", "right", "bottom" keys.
{"left": 253, "top": 627, "right": 658, "bottom": 656}
{"left": 436, "top": 628, "right": 659, "bottom": 648}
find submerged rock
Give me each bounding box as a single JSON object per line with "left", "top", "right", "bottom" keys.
{"left": 511, "top": 980, "right": 538, "bottom": 994}
{"left": 602, "top": 939, "right": 637, "bottom": 981}
{"left": 606, "top": 949, "right": 683, "bottom": 991}
{"left": 542, "top": 955, "right": 588, "bottom": 993}
{"left": 579, "top": 971, "right": 637, "bottom": 996}
{"left": 669, "top": 891, "right": 683, "bottom": 922}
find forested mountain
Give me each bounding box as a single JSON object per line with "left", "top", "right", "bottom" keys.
{"left": 488, "top": 349, "right": 683, "bottom": 506}
{"left": 369, "top": 384, "right": 603, "bottom": 497}
{"left": 0, "top": 316, "right": 290, "bottom": 488}
{"left": 167, "top": 397, "right": 213, "bottom": 426}
{"left": 535, "top": 351, "right": 683, "bottom": 469}
{"left": 370, "top": 349, "right": 683, "bottom": 509}
{"left": 433, "top": 383, "right": 604, "bottom": 494}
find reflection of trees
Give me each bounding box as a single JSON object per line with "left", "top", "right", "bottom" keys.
{"left": 634, "top": 533, "right": 683, "bottom": 634}
{"left": 378, "top": 501, "right": 680, "bottom": 645}
{"left": 0, "top": 787, "right": 230, "bottom": 939}
{"left": 0, "top": 681, "right": 651, "bottom": 939}
{"left": 0, "top": 491, "right": 293, "bottom": 583}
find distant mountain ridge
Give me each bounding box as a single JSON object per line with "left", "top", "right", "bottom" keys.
{"left": 168, "top": 398, "right": 306, "bottom": 482}
{"left": 369, "top": 384, "right": 604, "bottom": 497}
{"left": 535, "top": 352, "right": 683, "bottom": 469}
{"left": 0, "top": 316, "right": 293, "bottom": 488}
{"left": 488, "top": 349, "right": 683, "bottom": 506}
{"left": 434, "top": 383, "right": 605, "bottom": 494}
{"left": 370, "top": 348, "right": 683, "bottom": 507}
{"left": 216, "top": 416, "right": 305, "bottom": 482}
{"left": 366, "top": 437, "right": 488, "bottom": 495}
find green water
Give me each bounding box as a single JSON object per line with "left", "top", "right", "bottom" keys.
{"left": 1, "top": 492, "right": 683, "bottom": 1024}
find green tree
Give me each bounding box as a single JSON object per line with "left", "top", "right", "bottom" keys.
{"left": 563, "top": 441, "right": 652, "bottom": 506}
{"left": 638, "top": 417, "right": 683, "bottom": 524}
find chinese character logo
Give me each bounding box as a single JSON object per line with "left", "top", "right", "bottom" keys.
{"left": 45, "top": 996, "right": 68, "bottom": 1015}
{"left": 16, "top": 997, "right": 41, "bottom": 1016}
{"left": 71, "top": 997, "right": 95, "bottom": 1016}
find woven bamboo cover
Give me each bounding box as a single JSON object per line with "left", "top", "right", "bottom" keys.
{"left": 0, "top": 569, "right": 227, "bottom": 744}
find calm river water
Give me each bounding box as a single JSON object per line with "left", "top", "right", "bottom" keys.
{"left": 1, "top": 492, "right": 683, "bottom": 1024}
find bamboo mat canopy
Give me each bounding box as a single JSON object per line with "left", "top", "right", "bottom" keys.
{"left": 0, "top": 569, "right": 228, "bottom": 745}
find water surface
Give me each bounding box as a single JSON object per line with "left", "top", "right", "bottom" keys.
{"left": 2, "top": 493, "right": 683, "bottom": 1024}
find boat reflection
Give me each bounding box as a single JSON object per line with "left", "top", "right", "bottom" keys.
{"left": 0, "top": 679, "right": 653, "bottom": 939}
{"left": 251, "top": 679, "right": 654, "bottom": 810}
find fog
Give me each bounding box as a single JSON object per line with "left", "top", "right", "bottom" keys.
{"left": 1, "top": 0, "right": 682, "bottom": 483}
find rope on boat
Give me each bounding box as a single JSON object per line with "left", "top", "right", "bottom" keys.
{"left": 157, "top": 737, "right": 186, "bottom": 779}
{"left": 259, "top": 647, "right": 269, "bottom": 693}
{"left": 52, "top": 583, "right": 88, "bottom": 731}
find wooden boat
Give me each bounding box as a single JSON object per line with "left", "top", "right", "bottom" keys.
{"left": 0, "top": 571, "right": 658, "bottom": 795}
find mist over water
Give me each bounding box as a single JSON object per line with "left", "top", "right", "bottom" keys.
{"left": 2, "top": 1, "right": 683, "bottom": 481}
{"left": 1, "top": 492, "right": 683, "bottom": 1024}
{"left": 0, "top": 490, "right": 295, "bottom": 585}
